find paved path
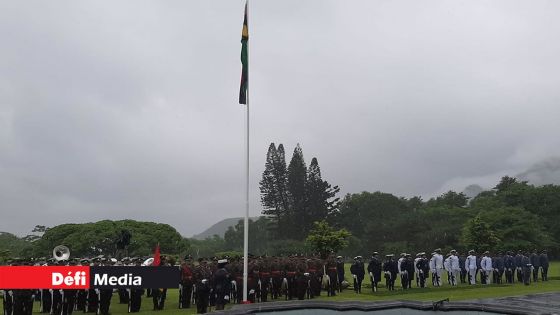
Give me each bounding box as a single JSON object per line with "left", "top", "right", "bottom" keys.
{"left": 466, "top": 292, "right": 560, "bottom": 314}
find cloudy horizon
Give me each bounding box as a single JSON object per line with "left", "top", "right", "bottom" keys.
{"left": 2, "top": 1, "right": 560, "bottom": 237}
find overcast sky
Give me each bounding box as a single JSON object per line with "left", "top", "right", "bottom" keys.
{"left": 1, "top": 0, "right": 560, "bottom": 237}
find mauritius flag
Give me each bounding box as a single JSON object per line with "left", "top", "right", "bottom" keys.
{"left": 239, "top": 2, "right": 249, "bottom": 104}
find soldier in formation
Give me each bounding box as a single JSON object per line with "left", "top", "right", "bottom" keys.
{"left": 1, "top": 248, "right": 554, "bottom": 315}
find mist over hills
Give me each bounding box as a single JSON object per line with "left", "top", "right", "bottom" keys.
{"left": 191, "top": 216, "right": 261, "bottom": 240}
{"left": 446, "top": 157, "right": 560, "bottom": 199}
{"left": 192, "top": 158, "right": 560, "bottom": 238}
{"left": 516, "top": 157, "right": 560, "bottom": 186}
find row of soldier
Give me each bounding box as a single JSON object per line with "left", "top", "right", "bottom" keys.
{"left": 1, "top": 249, "right": 551, "bottom": 314}
{"left": 349, "top": 249, "right": 550, "bottom": 293}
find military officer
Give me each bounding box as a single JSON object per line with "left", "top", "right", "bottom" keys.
{"left": 415, "top": 253, "right": 430, "bottom": 288}
{"left": 213, "top": 259, "right": 230, "bottom": 310}
{"left": 492, "top": 252, "right": 504, "bottom": 284}
{"left": 449, "top": 250, "right": 460, "bottom": 286}
{"left": 465, "top": 250, "right": 477, "bottom": 285}
{"left": 504, "top": 251, "right": 515, "bottom": 284}
{"left": 432, "top": 249, "right": 444, "bottom": 287}
{"left": 367, "top": 252, "right": 381, "bottom": 292}
{"left": 521, "top": 252, "right": 531, "bottom": 285}
{"left": 128, "top": 258, "right": 144, "bottom": 313}
{"left": 530, "top": 249, "right": 540, "bottom": 283}
{"left": 515, "top": 250, "right": 523, "bottom": 283}
{"left": 539, "top": 250, "right": 549, "bottom": 281}
{"left": 383, "top": 254, "right": 398, "bottom": 291}
{"left": 350, "top": 256, "right": 365, "bottom": 293}
{"left": 480, "top": 251, "right": 493, "bottom": 285}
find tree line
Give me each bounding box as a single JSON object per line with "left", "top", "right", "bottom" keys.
{"left": 0, "top": 220, "right": 190, "bottom": 262}
{"left": 2, "top": 142, "right": 559, "bottom": 260}
{"left": 219, "top": 143, "right": 560, "bottom": 257}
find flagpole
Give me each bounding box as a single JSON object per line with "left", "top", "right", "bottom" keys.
{"left": 242, "top": 0, "right": 250, "bottom": 303}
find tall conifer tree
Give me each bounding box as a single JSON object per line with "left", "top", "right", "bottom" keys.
{"left": 306, "top": 157, "right": 340, "bottom": 233}
{"left": 260, "top": 143, "right": 279, "bottom": 215}
{"left": 287, "top": 144, "right": 308, "bottom": 239}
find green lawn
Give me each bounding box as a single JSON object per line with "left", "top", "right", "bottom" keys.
{"left": 24, "top": 262, "right": 559, "bottom": 314}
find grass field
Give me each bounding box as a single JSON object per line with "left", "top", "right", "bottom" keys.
{"left": 18, "top": 262, "right": 559, "bottom": 314}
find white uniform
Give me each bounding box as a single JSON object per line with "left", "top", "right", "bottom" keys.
{"left": 481, "top": 256, "right": 493, "bottom": 284}
{"left": 433, "top": 253, "right": 444, "bottom": 286}
{"left": 429, "top": 256, "right": 436, "bottom": 286}
{"left": 397, "top": 257, "right": 405, "bottom": 274}
{"left": 465, "top": 255, "right": 477, "bottom": 285}
{"left": 450, "top": 254, "right": 460, "bottom": 286}
{"left": 444, "top": 257, "right": 452, "bottom": 284}
{"left": 414, "top": 257, "right": 421, "bottom": 287}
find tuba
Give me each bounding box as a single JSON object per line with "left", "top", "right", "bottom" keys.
{"left": 53, "top": 245, "right": 70, "bottom": 262}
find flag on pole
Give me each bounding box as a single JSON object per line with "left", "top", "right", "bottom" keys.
{"left": 239, "top": 1, "right": 249, "bottom": 104}
{"left": 153, "top": 243, "right": 161, "bottom": 266}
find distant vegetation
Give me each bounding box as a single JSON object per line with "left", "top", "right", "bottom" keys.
{"left": 0, "top": 220, "right": 189, "bottom": 261}
{"left": 197, "top": 145, "right": 560, "bottom": 258}
{"left": 1, "top": 143, "right": 559, "bottom": 261}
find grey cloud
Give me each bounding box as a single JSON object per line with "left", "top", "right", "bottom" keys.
{"left": 1, "top": 0, "right": 560, "bottom": 236}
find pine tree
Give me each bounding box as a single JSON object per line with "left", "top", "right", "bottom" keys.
{"left": 260, "top": 143, "right": 278, "bottom": 215}
{"left": 273, "top": 144, "right": 290, "bottom": 215}
{"left": 259, "top": 143, "right": 290, "bottom": 238}
{"left": 287, "top": 144, "right": 308, "bottom": 239}
{"left": 306, "top": 157, "right": 340, "bottom": 233}
{"left": 260, "top": 143, "right": 340, "bottom": 241}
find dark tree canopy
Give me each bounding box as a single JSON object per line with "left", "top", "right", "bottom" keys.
{"left": 259, "top": 143, "right": 340, "bottom": 241}
{"left": 28, "top": 220, "right": 189, "bottom": 258}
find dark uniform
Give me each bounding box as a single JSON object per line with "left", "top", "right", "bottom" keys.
{"left": 539, "top": 251, "right": 549, "bottom": 281}
{"left": 51, "top": 289, "right": 63, "bottom": 315}
{"left": 98, "top": 259, "right": 113, "bottom": 315}
{"left": 179, "top": 260, "right": 194, "bottom": 308}
{"left": 367, "top": 253, "right": 382, "bottom": 292}
{"left": 152, "top": 258, "right": 168, "bottom": 311}
{"left": 128, "top": 258, "right": 144, "bottom": 313}
{"left": 335, "top": 257, "right": 345, "bottom": 292}
{"left": 415, "top": 255, "right": 430, "bottom": 288}
{"left": 324, "top": 257, "right": 338, "bottom": 297}
{"left": 492, "top": 254, "right": 504, "bottom": 284}
{"left": 2, "top": 289, "right": 14, "bottom": 315}
{"left": 270, "top": 261, "right": 282, "bottom": 299}
{"left": 530, "top": 250, "right": 540, "bottom": 282}
{"left": 194, "top": 261, "right": 211, "bottom": 314}
{"left": 213, "top": 260, "right": 231, "bottom": 310}
{"left": 514, "top": 251, "right": 523, "bottom": 283}
{"left": 383, "top": 255, "right": 398, "bottom": 291}
{"left": 521, "top": 253, "right": 532, "bottom": 285}
{"left": 195, "top": 280, "right": 211, "bottom": 314}
{"left": 39, "top": 289, "right": 52, "bottom": 313}
{"left": 11, "top": 289, "right": 34, "bottom": 315}
{"left": 459, "top": 255, "right": 467, "bottom": 284}
{"left": 350, "top": 257, "right": 365, "bottom": 293}
{"left": 405, "top": 255, "right": 415, "bottom": 289}
{"left": 84, "top": 288, "right": 98, "bottom": 313}
{"left": 400, "top": 257, "right": 412, "bottom": 290}
{"left": 504, "top": 252, "right": 515, "bottom": 284}
{"left": 98, "top": 288, "right": 113, "bottom": 315}
{"left": 128, "top": 287, "right": 143, "bottom": 313}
